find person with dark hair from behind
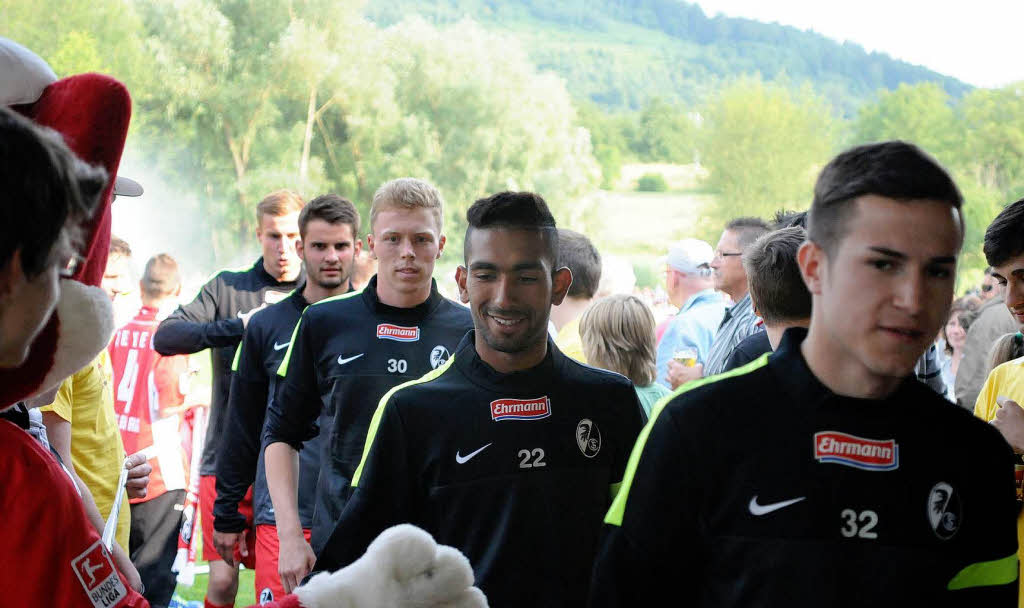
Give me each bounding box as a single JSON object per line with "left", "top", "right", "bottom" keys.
{"left": 957, "top": 263, "right": 1019, "bottom": 408}
{"left": 109, "top": 253, "right": 193, "bottom": 608}
{"left": 722, "top": 226, "right": 811, "bottom": 371}
{"left": 581, "top": 293, "right": 670, "bottom": 416}
{"left": 591, "top": 141, "right": 1018, "bottom": 606}
{"left": 0, "top": 107, "right": 150, "bottom": 606}
{"left": 315, "top": 191, "right": 645, "bottom": 607}
{"left": 551, "top": 228, "right": 601, "bottom": 363}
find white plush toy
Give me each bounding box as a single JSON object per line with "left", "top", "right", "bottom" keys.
{"left": 261, "top": 525, "right": 487, "bottom": 608}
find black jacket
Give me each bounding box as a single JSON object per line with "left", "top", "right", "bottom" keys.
{"left": 214, "top": 285, "right": 328, "bottom": 532}
{"left": 316, "top": 332, "right": 646, "bottom": 607}
{"left": 153, "top": 258, "right": 303, "bottom": 476}
{"left": 591, "top": 328, "right": 1018, "bottom": 607}
{"left": 264, "top": 276, "right": 473, "bottom": 550}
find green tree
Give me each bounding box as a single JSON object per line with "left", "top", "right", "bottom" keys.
{"left": 701, "top": 77, "right": 835, "bottom": 221}
{"left": 851, "top": 82, "right": 958, "bottom": 167}
{"left": 632, "top": 97, "right": 695, "bottom": 163}
{"left": 958, "top": 83, "right": 1024, "bottom": 199}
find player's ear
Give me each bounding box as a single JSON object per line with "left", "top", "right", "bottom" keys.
{"left": 798, "top": 240, "right": 824, "bottom": 295}
{"left": 436, "top": 234, "right": 446, "bottom": 259}
{"left": 366, "top": 233, "right": 377, "bottom": 260}
{"left": 551, "top": 266, "right": 573, "bottom": 306}
{"left": 354, "top": 238, "right": 363, "bottom": 255}
{"left": 295, "top": 238, "right": 305, "bottom": 259}
{"left": 455, "top": 265, "right": 470, "bottom": 304}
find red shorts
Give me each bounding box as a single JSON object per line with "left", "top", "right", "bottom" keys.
{"left": 200, "top": 475, "right": 256, "bottom": 568}
{"left": 255, "top": 524, "right": 312, "bottom": 603}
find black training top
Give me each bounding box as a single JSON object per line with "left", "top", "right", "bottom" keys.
{"left": 315, "top": 331, "right": 647, "bottom": 608}
{"left": 153, "top": 258, "right": 303, "bottom": 476}
{"left": 264, "top": 275, "right": 473, "bottom": 551}
{"left": 591, "top": 327, "right": 1018, "bottom": 607}
{"left": 722, "top": 328, "right": 771, "bottom": 372}
{"left": 214, "top": 284, "right": 335, "bottom": 532}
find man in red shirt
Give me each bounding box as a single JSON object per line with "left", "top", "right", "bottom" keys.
{"left": 110, "top": 253, "right": 193, "bottom": 608}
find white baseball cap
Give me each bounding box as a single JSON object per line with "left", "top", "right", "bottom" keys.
{"left": 665, "top": 239, "right": 713, "bottom": 276}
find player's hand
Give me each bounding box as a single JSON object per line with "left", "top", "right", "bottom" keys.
{"left": 667, "top": 360, "right": 703, "bottom": 389}
{"left": 111, "top": 542, "right": 143, "bottom": 592}
{"left": 992, "top": 396, "right": 1024, "bottom": 453}
{"left": 123, "top": 451, "right": 152, "bottom": 500}
{"left": 279, "top": 531, "right": 316, "bottom": 594}
{"left": 239, "top": 304, "right": 268, "bottom": 329}
{"left": 213, "top": 530, "right": 249, "bottom": 568}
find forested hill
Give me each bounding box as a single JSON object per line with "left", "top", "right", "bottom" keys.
{"left": 367, "top": 0, "right": 970, "bottom": 114}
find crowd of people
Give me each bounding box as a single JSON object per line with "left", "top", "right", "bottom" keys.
{"left": 6, "top": 96, "right": 1024, "bottom": 608}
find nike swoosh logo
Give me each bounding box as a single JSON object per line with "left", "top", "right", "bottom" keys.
{"left": 273, "top": 342, "right": 290, "bottom": 351}
{"left": 337, "top": 353, "right": 365, "bottom": 366}
{"left": 748, "top": 495, "right": 806, "bottom": 516}
{"left": 455, "top": 443, "right": 492, "bottom": 464}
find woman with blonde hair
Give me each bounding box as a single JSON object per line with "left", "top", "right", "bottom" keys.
{"left": 580, "top": 293, "right": 670, "bottom": 416}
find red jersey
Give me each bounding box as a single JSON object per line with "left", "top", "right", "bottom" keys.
{"left": 0, "top": 418, "right": 149, "bottom": 608}
{"left": 109, "top": 307, "right": 190, "bottom": 504}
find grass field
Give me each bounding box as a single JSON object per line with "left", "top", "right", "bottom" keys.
{"left": 173, "top": 565, "right": 257, "bottom": 606}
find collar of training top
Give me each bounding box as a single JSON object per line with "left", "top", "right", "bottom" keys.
{"left": 252, "top": 256, "right": 307, "bottom": 287}
{"left": 453, "top": 330, "right": 562, "bottom": 393}
{"left": 772, "top": 327, "right": 923, "bottom": 408}
{"left": 361, "top": 274, "right": 445, "bottom": 320}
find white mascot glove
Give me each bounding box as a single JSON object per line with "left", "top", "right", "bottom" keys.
{"left": 293, "top": 524, "right": 488, "bottom": 608}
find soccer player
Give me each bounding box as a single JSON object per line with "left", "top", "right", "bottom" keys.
{"left": 214, "top": 195, "right": 362, "bottom": 604}
{"left": 314, "top": 191, "right": 646, "bottom": 606}
{"left": 109, "top": 253, "right": 193, "bottom": 608}
{"left": 153, "top": 191, "right": 305, "bottom": 608}
{"left": 591, "top": 141, "right": 1019, "bottom": 605}
{"left": 264, "top": 178, "right": 473, "bottom": 593}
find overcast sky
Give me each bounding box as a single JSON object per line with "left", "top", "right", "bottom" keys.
{"left": 692, "top": 0, "right": 1024, "bottom": 88}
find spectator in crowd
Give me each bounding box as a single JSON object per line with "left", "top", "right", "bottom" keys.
{"left": 109, "top": 253, "right": 192, "bottom": 608}
{"left": 581, "top": 293, "right": 670, "bottom": 416}
{"left": 971, "top": 198, "right": 1024, "bottom": 602}
{"left": 938, "top": 298, "right": 970, "bottom": 402}
{"left": 987, "top": 331, "right": 1024, "bottom": 374}
{"left": 104, "top": 235, "right": 138, "bottom": 328}
{"left": 653, "top": 239, "right": 723, "bottom": 388}
{"left": 551, "top": 228, "right": 602, "bottom": 363}
{"left": 956, "top": 270, "right": 1018, "bottom": 409}
{"left": 981, "top": 266, "right": 1004, "bottom": 301}
{"left": 722, "top": 226, "right": 811, "bottom": 371}
{"left": 669, "top": 217, "right": 769, "bottom": 386}
{"left": 40, "top": 237, "right": 149, "bottom": 582}
{"left": 0, "top": 106, "right": 150, "bottom": 605}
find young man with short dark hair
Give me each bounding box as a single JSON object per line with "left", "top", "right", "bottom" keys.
{"left": 153, "top": 189, "right": 306, "bottom": 608}
{"left": 213, "top": 194, "right": 362, "bottom": 604}
{"left": 722, "top": 226, "right": 811, "bottom": 370}
{"left": 314, "top": 191, "right": 646, "bottom": 606}
{"left": 551, "top": 228, "right": 602, "bottom": 363}
{"left": 592, "top": 141, "right": 1018, "bottom": 606}
{"left": 263, "top": 178, "right": 473, "bottom": 593}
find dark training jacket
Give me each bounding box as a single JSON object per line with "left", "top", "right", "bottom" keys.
{"left": 154, "top": 258, "right": 303, "bottom": 476}
{"left": 316, "top": 332, "right": 647, "bottom": 608}
{"left": 591, "top": 328, "right": 1019, "bottom": 607}
{"left": 214, "top": 284, "right": 335, "bottom": 532}
{"left": 264, "top": 275, "right": 473, "bottom": 551}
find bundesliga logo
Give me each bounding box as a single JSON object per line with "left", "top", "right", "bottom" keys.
{"left": 814, "top": 431, "right": 899, "bottom": 471}
{"left": 376, "top": 323, "right": 420, "bottom": 342}
{"left": 490, "top": 397, "right": 551, "bottom": 421}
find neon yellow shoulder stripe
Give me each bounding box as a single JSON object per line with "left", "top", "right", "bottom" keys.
{"left": 351, "top": 356, "right": 457, "bottom": 488}
{"left": 947, "top": 553, "right": 1019, "bottom": 590}
{"left": 604, "top": 353, "right": 771, "bottom": 526}
{"left": 231, "top": 341, "right": 243, "bottom": 372}
{"left": 276, "top": 288, "right": 362, "bottom": 377}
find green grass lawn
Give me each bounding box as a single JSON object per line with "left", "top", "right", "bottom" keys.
{"left": 173, "top": 565, "right": 256, "bottom": 606}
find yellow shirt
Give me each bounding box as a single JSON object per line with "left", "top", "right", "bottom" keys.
{"left": 974, "top": 355, "right": 1024, "bottom": 606}
{"left": 40, "top": 352, "right": 130, "bottom": 549}
{"left": 555, "top": 316, "right": 587, "bottom": 364}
